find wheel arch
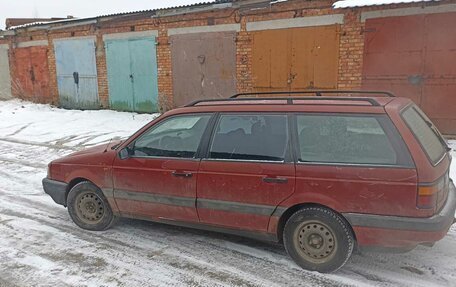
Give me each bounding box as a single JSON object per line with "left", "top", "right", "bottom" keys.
{"left": 65, "top": 178, "right": 117, "bottom": 231}
{"left": 65, "top": 177, "right": 93, "bottom": 202}
{"left": 276, "top": 203, "right": 357, "bottom": 245}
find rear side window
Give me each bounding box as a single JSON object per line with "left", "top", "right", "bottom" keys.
{"left": 210, "top": 114, "right": 288, "bottom": 161}
{"left": 297, "top": 115, "right": 402, "bottom": 165}
{"left": 402, "top": 106, "right": 446, "bottom": 164}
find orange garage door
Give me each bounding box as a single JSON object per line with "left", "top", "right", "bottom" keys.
{"left": 252, "top": 25, "right": 340, "bottom": 92}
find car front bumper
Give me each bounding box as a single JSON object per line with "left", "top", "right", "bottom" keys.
{"left": 42, "top": 178, "right": 68, "bottom": 206}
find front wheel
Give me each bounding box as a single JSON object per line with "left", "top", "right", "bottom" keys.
{"left": 283, "top": 207, "right": 354, "bottom": 273}
{"left": 67, "top": 181, "right": 116, "bottom": 231}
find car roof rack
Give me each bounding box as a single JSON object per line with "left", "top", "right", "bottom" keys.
{"left": 185, "top": 90, "right": 395, "bottom": 107}
{"left": 230, "top": 90, "right": 395, "bottom": 98}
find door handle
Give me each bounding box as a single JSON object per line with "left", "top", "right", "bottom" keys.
{"left": 73, "top": 72, "right": 79, "bottom": 85}
{"left": 172, "top": 171, "right": 193, "bottom": 178}
{"left": 263, "top": 177, "right": 288, "bottom": 184}
{"left": 30, "top": 68, "right": 35, "bottom": 82}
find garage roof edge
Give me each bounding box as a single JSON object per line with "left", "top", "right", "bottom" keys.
{"left": 5, "top": 0, "right": 233, "bottom": 32}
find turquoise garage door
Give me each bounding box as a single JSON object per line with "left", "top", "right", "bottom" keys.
{"left": 105, "top": 37, "right": 159, "bottom": 113}
{"left": 54, "top": 38, "right": 99, "bottom": 109}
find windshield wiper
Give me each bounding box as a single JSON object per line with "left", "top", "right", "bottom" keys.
{"left": 425, "top": 120, "right": 451, "bottom": 152}
{"left": 111, "top": 140, "right": 124, "bottom": 150}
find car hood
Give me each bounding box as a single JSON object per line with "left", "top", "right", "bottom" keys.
{"left": 66, "top": 140, "right": 123, "bottom": 157}
{"left": 49, "top": 140, "right": 124, "bottom": 167}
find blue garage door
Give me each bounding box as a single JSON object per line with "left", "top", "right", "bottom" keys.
{"left": 54, "top": 38, "right": 99, "bottom": 109}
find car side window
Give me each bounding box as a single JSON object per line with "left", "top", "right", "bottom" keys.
{"left": 209, "top": 114, "right": 288, "bottom": 161}
{"left": 297, "top": 114, "right": 398, "bottom": 165}
{"left": 132, "top": 114, "right": 211, "bottom": 158}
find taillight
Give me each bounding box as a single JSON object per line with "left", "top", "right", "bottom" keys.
{"left": 417, "top": 173, "right": 449, "bottom": 210}
{"left": 47, "top": 162, "right": 52, "bottom": 178}
{"left": 417, "top": 185, "right": 438, "bottom": 209}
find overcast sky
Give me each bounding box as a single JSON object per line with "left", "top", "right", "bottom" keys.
{"left": 0, "top": 0, "right": 216, "bottom": 29}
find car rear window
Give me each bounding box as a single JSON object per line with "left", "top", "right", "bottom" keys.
{"left": 296, "top": 114, "right": 401, "bottom": 165}
{"left": 401, "top": 106, "right": 446, "bottom": 164}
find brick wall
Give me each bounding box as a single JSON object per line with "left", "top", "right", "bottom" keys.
{"left": 236, "top": 16, "right": 253, "bottom": 93}
{"left": 3, "top": 0, "right": 455, "bottom": 111}
{"left": 337, "top": 9, "right": 364, "bottom": 90}
{"left": 155, "top": 26, "right": 173, "bottom": 112}
{"left": 47, "top": 34, "right": 59, "bottom": 105}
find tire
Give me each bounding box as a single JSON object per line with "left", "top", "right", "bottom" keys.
{"left": 67, "top": 181, "right": 116, "bottom": 231}
{"left": 283, "top": 207, "right": 354, "bottom": 273}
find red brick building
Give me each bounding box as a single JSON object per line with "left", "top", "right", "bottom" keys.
{"left": 5, "top": 17, "right": 71, "bottom": 30}
{"left": 0, "top": 0, "right": 455, "bottom": 133}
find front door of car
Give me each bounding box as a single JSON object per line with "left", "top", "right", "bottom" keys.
{"left": 196, "top": 113, "right": 296, "bottom": 232}
{"left": 112, "top": 113, "right": 213, "bottom": 222}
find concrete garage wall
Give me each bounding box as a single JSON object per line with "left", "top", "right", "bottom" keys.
{"left": 1, "top": 0, "right": 456, "bottom": 133}
{"left": 0, "top": 44, "right": 12, "bottom": 100}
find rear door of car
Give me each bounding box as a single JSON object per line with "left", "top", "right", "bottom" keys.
{"left": 112, "top": 113, "right": 213, "bottom": 222}
{"left": 196, "top": 112, "right": 295, "bottom": 232}
{"left": 293, "top": 113, "right": 418, "bottom": 217}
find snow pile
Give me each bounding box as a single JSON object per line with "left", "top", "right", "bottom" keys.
{"left": 333, "top": 0, "right": 441, "bottom": 8}
{"left": 0, "top": 99, "right": 158, "bottom": 149}
{"left": 449, "top": 141, "right": 456, "bottom": 181}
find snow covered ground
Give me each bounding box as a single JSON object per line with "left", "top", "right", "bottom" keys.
{"left": 0, "top": 99, "right": 455, "bottom": 287}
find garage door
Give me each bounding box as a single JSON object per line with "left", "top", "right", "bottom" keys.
{"left": 105, "top": 37, "right": 159, "bottom": 113}
{"left": 12, "top": 46, "right": 50, "bottom": 103}
{"left": 252, "top": 25, "right": 340, "bottom": 91}
{"left": 362, "top": 13, "right": 456, "bottom": 134}
{"left": 0, "top": 45, "right": 12, "bottom": 100}
{"left": 54, "top": 38, "right": 99, "bottom": 109}
{"left": 170, "top": 32, "right": 236, "bottom": 107}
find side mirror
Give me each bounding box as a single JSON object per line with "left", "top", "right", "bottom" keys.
{"left": 118, "top": 148, "right": 131, "bottom": 160}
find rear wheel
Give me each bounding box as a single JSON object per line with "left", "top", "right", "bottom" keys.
{"left": 67, "top": 181, "right": 116, "bottom": 231}
{"left": 283, "top": 207, "right": 354, "bottom": 273}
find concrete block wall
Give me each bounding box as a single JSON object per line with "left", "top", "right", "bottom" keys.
{"left": 0, "top": 38, "right": 13, "bottom": 100}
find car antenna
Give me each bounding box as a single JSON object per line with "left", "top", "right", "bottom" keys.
{"left": 103, "top": 138, "right": 113, "bottom": 153}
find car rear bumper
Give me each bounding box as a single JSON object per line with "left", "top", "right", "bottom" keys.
{"left": 42, "top": 178, "right": 68, "bottom": 206}
{"left": 343, "top": 180, "right": 456, "bottom": 248}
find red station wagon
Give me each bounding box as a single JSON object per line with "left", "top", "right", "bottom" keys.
{"left": 43, "top": 91, "right": 456, "bottom": 273}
